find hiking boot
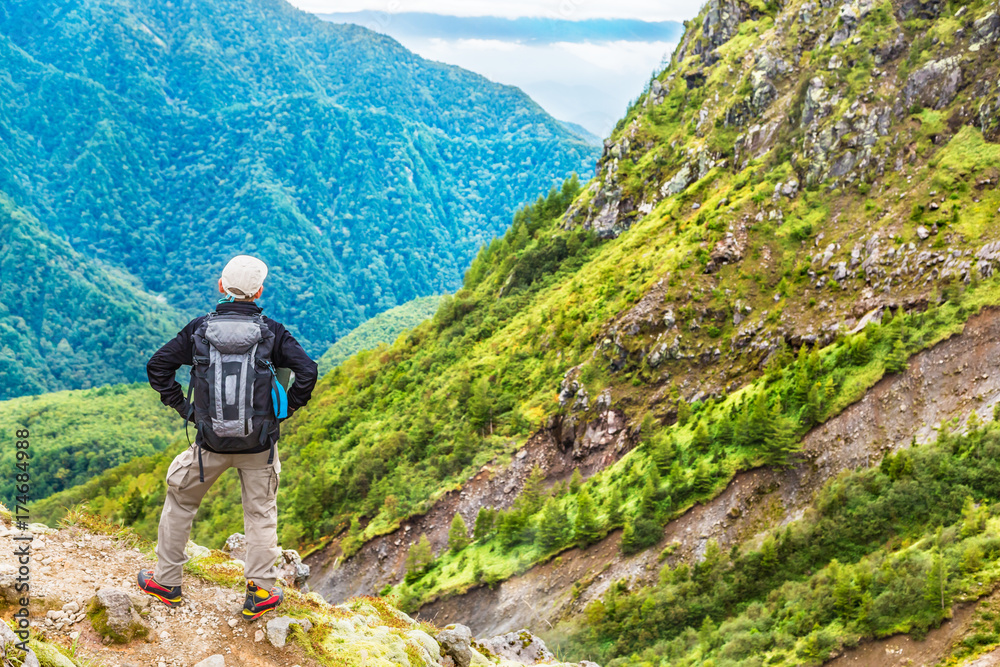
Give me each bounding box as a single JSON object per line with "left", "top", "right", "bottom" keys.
{"left": 137, "top": 569, "right": 182, "bottom": 607}
{"left": 243, "top": 580, "right": 283, "bottom": 621}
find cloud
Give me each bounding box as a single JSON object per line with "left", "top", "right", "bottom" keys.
{"left": 293, "top": 0, "right": 703, "bottom": 22}
{"left": 397, "top": 36, "right": 676, "bottom": 135}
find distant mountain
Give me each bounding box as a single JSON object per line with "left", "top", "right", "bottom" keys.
{"left": 317, "top": 12, "right": 682, "bottom": 44}
{"left": 0, "top": 0, "right": 598, "bottom": 397}
{"left": 558, "top": 120, "right": 603, "bottom": 146}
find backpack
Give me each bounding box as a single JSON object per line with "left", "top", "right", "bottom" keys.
{"left": 184, "top": 311, "right": 285, "bottom": 481}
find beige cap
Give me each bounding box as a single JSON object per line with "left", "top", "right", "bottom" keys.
{"left": 221, "top": 255, "right": 268, "bottom": 299}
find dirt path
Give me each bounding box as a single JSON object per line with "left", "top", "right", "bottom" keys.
{"left": 0, "top": 523, "right": 317, "bottom": 667}
{"left": 417, "top": 307, "right": 1000, "bottom": 637}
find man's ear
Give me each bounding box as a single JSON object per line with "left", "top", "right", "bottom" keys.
{"left": 255, "top": 285, "right": 264, "bottom": 299}
{"left": 218, "top": 279, "right": 226, "bottom": 294}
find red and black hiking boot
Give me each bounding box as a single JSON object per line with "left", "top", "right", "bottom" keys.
{"left": 243, "top": 580, "right": 283, "bottom": 621}
{"left": 137, "top": 569, "right": 182, "bottom": 607}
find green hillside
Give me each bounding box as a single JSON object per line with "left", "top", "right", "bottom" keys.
{"left": 318, "top": 295, "right": 444, "bottom": 375}
{"left": 0, "top": 196, "right": 185, "bottom": 397}
{"left": 30, "top": 0, "right": 1000, "bottom": 659}
{"left": 0, "top": 0, "right": 597, "bottom": 398}
{"left": 0, "top": 383, "right": 181, "bottom": 503}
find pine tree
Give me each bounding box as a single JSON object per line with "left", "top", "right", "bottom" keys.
{"left": 650, "top": 433, "right": 676, "bottom": 473}
{"left": 692, "top": 420, "right": 711, "bottom": 453}
{"left": 711, "top": 408, "right": 735, "bottom": 449}
{"left": 694, "top": 459, "right": 714, "bottom": 494}
{"left": 885, "top": 338, "right": 908, "bottom": 374}
{"left": 520, "top": 465, "right": 546, "bottom": 515}
{"left": 676, "top": 398, "right": 691, "bottom": 425}
{"left": 606, "top": 486, "right": 624, "bottom": 526}
{"left": 448, "top": 512, "right": 470, "bottom": 553}
{"left": 574, "top": 489, "right": 602, "bottom": 548}
{"left": 569, "top": 468, "right": 583, "bottom": 493}
{"left": 536, "top": 498, "right": 568, "bottom": 551}
{"left": 405, "top": 534, "right": 435, "bottom": 582}
{"left": 924, "top": 551, "right": 948, "bottom": 611}
{"left": 473, "top": 507, "right": 496, "bottom": 542}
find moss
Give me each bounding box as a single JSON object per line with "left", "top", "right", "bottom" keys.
{"left": 85, "top": 598, "right": 149, "bottom": 645}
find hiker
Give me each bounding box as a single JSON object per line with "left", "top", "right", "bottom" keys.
{"left": 137, "top": 254, "right": 318, "bottom": 621}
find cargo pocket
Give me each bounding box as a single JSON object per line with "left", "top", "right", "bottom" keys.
{"left": 166, "top": 448, "right": 196, "bottom": 489}
{"left": 269, "top": 466, "right": 280, "bottom": 499}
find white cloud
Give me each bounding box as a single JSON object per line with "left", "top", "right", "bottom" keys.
{"left": 291, "top": 0, "right": 703, "bottom": 22}
{"left": 398, "top": 36, "right": 676, "bottom": 136}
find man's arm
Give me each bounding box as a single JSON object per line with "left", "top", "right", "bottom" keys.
{"left": 147, "top": 318, "right": 200, "bottom": 420}
{"left": 271, "top": 324, "right": 318, "bottom": 417}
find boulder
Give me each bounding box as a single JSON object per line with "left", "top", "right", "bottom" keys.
{"left": 184, "top": 540, "right": 211, "bottom": 560}
{"left": 903, "top": 57, "right": 961, "bottom": 110}
{"left": 0, "top": 619, "right": 40, "bottom": 667}
{"left": 479, "top": 629, "right": 555, "bottom": 665}
{"left": 265, "top": 616, "right": 313, "bottom": 648}
{"left": 277, "top": 549, "right": 311, "bottom": 588}
{"left": 437, "top": 624, "right": 474, "bottom": 667}
{"left": 223, "top": 533, "right": 247, "bottom": 561}
{"left": 87, "top": 588, "right": 149, "bottom": 643}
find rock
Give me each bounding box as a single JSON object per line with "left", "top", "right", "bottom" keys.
{"left": 479, "top": 629, "right": 555, "bottom": 665}
{"left": 437, "top": 624, "right": 474, "bottom": 667}
{"left": 184, "top": 540, "right": 211, "bottom": 560}
{"left": 706, "top": 230, "right": 746, "bottom": 273}
{"left": 405, "top": 629, "right": 441, "bottom": 664}
{"left": 223, "top": 533, "right": 247, "bottom": 561}
{"left": 277, "top": 549, "right": 311, "bottom": 588}
{"left": 192, "top": 656, "right": 226, "bottom": 667}
{"left": 254, "top": 629, "right": 265, "bottom": 642}
{"left": 917, "top": 226, "right": 930, "bottom": 240}
{"left": 903, "top": 57, "right": 961, "bottom": 110}
{"left": 265, "top": 616, "right": 313, "bottom": 648}
{"left": 660, "top": 163, "right": 694, "bottom": 196}
{"left": 88, "top": 588, "right": 149, "bottom": 644}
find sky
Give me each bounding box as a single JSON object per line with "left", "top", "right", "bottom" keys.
{"left": 291, "top": 1, "right": 703, "bottom": 138}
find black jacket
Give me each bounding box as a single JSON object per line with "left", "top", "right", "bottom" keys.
{"left": 147, "top": 301, "right": 318, "bottom": 453}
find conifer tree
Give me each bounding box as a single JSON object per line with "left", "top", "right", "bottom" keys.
{"left": 606, "top": 485, "right": 624, "bottom": 526}
{"left": 574, "top": 488, "right": 602, "bottom": 548}
{"left": 521, "top": 464, "right": 546, "bottom": 515}
{"left": 405, "top": 534, "right": 435, "bottom": 582}
{"left": 885, "top": 338, "right": 908, "bottom": 374}
{"left": 676, "top": 398, "right": 691, "bottom": 425}
{"left": 448, "top": 512, "right": 470, "bottom": 553}
{"left": 569, "top": 468, "right": 583, "bottom": 493}
{"left": 924, "top": 551, "right": 948, "bottom": 611}
{"left": 473, "top": 507, "right": 495, "bottom": 542}
{"left": 692, "top": 419, "right": 711, "bottom": 453}
{"left": 650, "top": 433, "right": 677, "bottom": 473}
{"left": 536, "top": 498, "right": 568, "bottom": 551}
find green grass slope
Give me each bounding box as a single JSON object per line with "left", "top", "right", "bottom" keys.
{"left": 0, "top": 382, "right": 182, "bottom": 506}
{"left": 318, "top": 295, "right": 444, "bottom": 375}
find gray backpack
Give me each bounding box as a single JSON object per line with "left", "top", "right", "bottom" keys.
{"left": 184, "top": 311, "right": 283, "bottom": 480}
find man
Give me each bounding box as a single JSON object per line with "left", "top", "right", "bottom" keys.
{"left": 138, "top": 255, "right": 318, "bottom": 621}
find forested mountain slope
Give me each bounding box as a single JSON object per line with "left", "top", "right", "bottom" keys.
{"left": 33, "top": 0, "right": 1000, "bottom": 663}
{"left": 0, "top": 0, "right": 597, "bottom": 398}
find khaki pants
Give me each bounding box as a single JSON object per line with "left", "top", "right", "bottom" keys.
{"left": 154, "top": 444, "right": 281, "bottom": 590}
